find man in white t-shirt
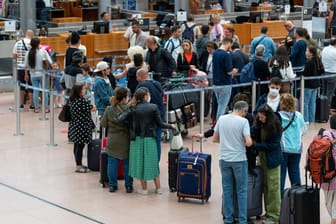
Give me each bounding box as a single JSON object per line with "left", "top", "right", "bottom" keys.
{"left": 213, "top": 101, "right": 252, "bottom": 224}
{"left": 12, "top": 29, "right": 35, "bottom": 110}
{"left": 164, "top": 25, "right": 182, "bottom": 63}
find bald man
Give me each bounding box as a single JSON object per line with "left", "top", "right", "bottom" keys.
{"left": 284, "top": 21, "right": 296, "bottom": 38}
{"left": 12, "top": 30, "right": 35, "bottom": 110}
{"left": 136, "top": 67, "right": 165, "bottom": 161}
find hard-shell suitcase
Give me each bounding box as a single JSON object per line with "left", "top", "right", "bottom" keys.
{"left": 168, "top": 83, "right": 199, "bottom": 110}
{"left": 315, "top": 95, "right": 329, "bottom": 123}
{"left": 177, "top": 138, "right": 211, "bottom": 204}
{"left": 280, "top": 173, "right": 320, "bottom": 224}
{"left": 168, "top": 147, "right": 189, "bottom": 192}
{"left": 88, "top": 138, "right": 100, "bottom": 171}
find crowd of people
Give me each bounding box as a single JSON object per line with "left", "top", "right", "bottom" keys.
{"left": 11, "top": 10, "right": 336, "bottom": 224}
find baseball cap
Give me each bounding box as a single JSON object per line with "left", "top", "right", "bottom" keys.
{"left": 94, "top": 61, "right": 109, "bottom": 72}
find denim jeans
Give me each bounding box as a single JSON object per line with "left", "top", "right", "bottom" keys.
{"left": 107, "top": 156, "right": 133, "bottom": 188}
{"left": 280, "top": 152, "right": 301, "bottom": 193}
{"left": 219, "top": 160, "right": 248, "bottom": 224}
{"left": 156, "top": 127, "right": 162, "bottom": 161}
{"left": 323, "top": 72, "right": 336, "bottom": 107}
{"left": 303, "top": 88, "right": 317, "bottom": 123}
{"left": 213, "top": 85, "right": 232, "bottom": 120}
{"left": 31, "top": 75, "right": 49, "bottom": 109}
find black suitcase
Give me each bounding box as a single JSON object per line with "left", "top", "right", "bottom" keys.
{"left": 168, "top": 83, "right": 199, "bottom": 110}
{"left": 280, "top": 184, "right": 320, "bottom": 224}
{"left": 168, "top": 147, "right": 189, "bottom": 192}
{"left": 222, "top": 166, "right": 263, "bottom": 219}
{"left": 315, "top": 95, "right": 329, "bottom": 123}
{"left": 100, "top": 150, "right": 108, "bottom": 187}
{"left": 88, "top": 138, "right": 100, "bottom": 171}
{"left": 331, "top": 96, "right": 336, "bottom": 109}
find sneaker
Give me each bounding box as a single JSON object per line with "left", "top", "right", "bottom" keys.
{"left": 155, "top": 188, "right": 163, "bottom": 194}
{"left": 126, "top": 186, "right": 134, "bottom": 193}
{"left": 29, "top": 105, "right": 35, "bottom": 110}
{"left": 136, "top": 189, "right": 148, "bottom": 195}
{"left": 109, "top": 186, "right": 118, "bottom": 193}
{"left": 20, "top": 104, "right": 24, "bottom": 109}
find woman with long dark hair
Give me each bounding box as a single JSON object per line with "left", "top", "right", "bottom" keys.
{"left": 24, "top": 37, "right": 52, "bottom": 113}
{"left": 119, "top": 87, "right": 175, "bottom": 195}
{"left": 252, "top": 104, "right": 283, "bottom": 223}
{"left": 303, "top": 46, "right": 324, "bottom": 124}
{"left": 100, "top": 87, "right": 133, "bottom": 193}
{"left": 68, "top": 84, "right": 96, "bottom": 173}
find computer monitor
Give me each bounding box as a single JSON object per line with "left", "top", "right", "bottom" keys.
{"left": 93, "top": 21, "right": 109, "bottom": 34}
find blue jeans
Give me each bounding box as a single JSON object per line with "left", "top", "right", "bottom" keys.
{"left": 156, "top": 127, "right": 162, "bottom": 161}
{"left": 303, "top": 88, "right": 317, "bottom": 123}
{"left": 31, "top": 75, "right": 49, "bottom": 109}
{"left": 219, "top": 160, "right": 248, "bottom": 224}
{"left": 107, "top": 156, "right": 133, "bottom": 188}
{"left": 280, "top": 153, "right": 301, "bottom": 193}
{"left": 214, "top": 85, "right": 232, "bottom": 120}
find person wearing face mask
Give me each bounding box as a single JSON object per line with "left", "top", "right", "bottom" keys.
{"left": 119, "top": 87, "right": 175, "bottom": 195}
{"left": 254, "top": 77, "right": 282, "bottom": 117}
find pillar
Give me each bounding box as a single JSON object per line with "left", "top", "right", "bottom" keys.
{"left": 221, "top": 0, "right": 233, "bottom": 13}
{"left": 20, "top": 0, "right": 35, "bottom": 33}
{"left": 304, "top": 0, "right": 315, "bottom": 7}
{"left": 175, "top": 1, "right": 189, "bottom": 14}
{"left": 99, "top": 0, "right": 110, "bottom": 16}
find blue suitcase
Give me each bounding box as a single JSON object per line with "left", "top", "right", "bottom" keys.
{"left": 176, "top": 139, "right": 211, "bottom": 204}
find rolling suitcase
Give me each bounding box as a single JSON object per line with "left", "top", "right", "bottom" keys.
{"left": 88, "top": 138, "right": 101, "bottom": 171}
{"left": 315, "top": 88, "right": 329, "bottom": 123}
{"left": 177, "top": 138, "right": 211, "bottom": 204}
{"left": 168, "top": 147, "right": 189, "bottom": 192}
{"left": 280, "top": 175, "right": 320, "bottom": 224}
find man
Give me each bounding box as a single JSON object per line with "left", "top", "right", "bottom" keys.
{"left": 180, "top": 13, "right": 199, "bottom": 44}
{"left": 136, "top": 67, "right": 165, "bottom": 161}
{"left": 123, "top": 15, "right": 138, "bottom": 42}
{"left": 249, "top": 26, "right": 276, "bottom": 62}
{"left": 145, "top": 36, "right": 177, "bottom": 82}
{"left": 213, "top": 101, "right": 253, "bottom": 224}
{"left": 164, "top": 25, "right": 182, "bottom": 63}
{"left": 284, "top": 21, "right": 296, "bottom": 39}
{"left": 289, "top": 27, "right": 307, "bottom": 68}
{"left": 64, "top": 51, "right": 84, "bottom": 96}
{"left": 328, "top": 1, "right": 336, "bottom": 36}
{"left": 100, "top": 11, "right": 112, "bottom": 31}
{"left": 212, "top": 37, "right": 238, "bottom": 120}
{"left": 195, "top": 25, "right": 210, "bottom": 58}
{"left": 65, "top": 32, "right": 87, "bottom": 67}
{"left": 322, "top": 37, "right": 336, "bottom": 108}
{"left": 231, "top": 42, "right": 249, "bottom": 72}
{"left": 12, "top": 29, "right": 35, "bottom": 110}
{"left": 129, "top": 20, "right": 148, "bottom": 48}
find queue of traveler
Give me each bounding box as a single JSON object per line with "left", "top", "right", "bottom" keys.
{"left": 11, "top": 12, "right": 336, "bottom": 224}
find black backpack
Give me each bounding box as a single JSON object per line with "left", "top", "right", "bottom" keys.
{"left": 182, "top": 23, "right": 196, "bottom": 43}
{"left": 270, "top": 66, "right": 282, "bottom": 79}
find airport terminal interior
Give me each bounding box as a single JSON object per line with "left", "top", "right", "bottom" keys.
{"left": 0, "top": 0, "right": 336, "bottom": 223}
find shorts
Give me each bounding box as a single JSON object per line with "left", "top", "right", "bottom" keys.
{"left": 324, "top": 189, "right": 336, "bottom": 219}
{"left": 17, "top": 70, "right": 33, "bottom": 92}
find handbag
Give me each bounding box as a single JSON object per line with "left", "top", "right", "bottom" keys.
{"left": 58, "top": 103, "right": 71, "bottom": 122}
{"left": 170, "top": 129, "right": 183, "bottom": 150}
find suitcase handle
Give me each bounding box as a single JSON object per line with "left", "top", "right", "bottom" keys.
{"left": 192, "top": 136, "right": 203, "bottom": 153}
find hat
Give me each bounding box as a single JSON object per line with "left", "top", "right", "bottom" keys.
{"left": 94, "top": 61, "right": 109, "bottom": 72}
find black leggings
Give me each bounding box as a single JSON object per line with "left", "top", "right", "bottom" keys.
{"left": 74, "top": 143, "right": 91, "bottom": 166}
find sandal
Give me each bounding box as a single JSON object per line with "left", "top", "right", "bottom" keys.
{"left": 75, "top": 167, "right": 90, "bottom": 173}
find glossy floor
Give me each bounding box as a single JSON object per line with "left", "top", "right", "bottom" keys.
{"left": 0, "top": 92, "right": 331, "bottom": 224}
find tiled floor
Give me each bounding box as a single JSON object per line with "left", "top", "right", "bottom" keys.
{"left": 0, "top": 92, "right": 332, "bottom": 224}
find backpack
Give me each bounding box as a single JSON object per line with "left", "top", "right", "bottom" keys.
{"left": 166, "top": 38, "right": 182, "bottom": 54}
{"left": 306, "top": 128, "right": 336, "bottom": 185}
{"left": 270, "top": 66, "right": 282, "bottom": 79}
{"left": 182, "top": 23, "right": 196, "bottom": 43}
{"left": 240, "top": 61, "right": 257, "bottom": 83}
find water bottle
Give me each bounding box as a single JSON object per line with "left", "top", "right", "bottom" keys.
{"left": 148, "top": 72, "right": 153, "bottom": 80}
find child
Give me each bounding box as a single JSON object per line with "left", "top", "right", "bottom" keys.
{"left": 77, "top": 63, "right": 93, "bottom": 102}
{"left": 51, "top": 63, "right": 64, "bottom": 108}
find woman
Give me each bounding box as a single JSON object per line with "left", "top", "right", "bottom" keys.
{"left": 209, "top": 13, "right": 223, "bottom": 44}
{"left": 279, "top": 93, "right": 307, "bottom": 193}
{"left": 269, "top": 45, "right": 296, "bottom": 93}
{"left": 177, "top": 39, "right": 199, "bottom": 76}
{"left": 68, "top": 84, "right": 96, "bottom": 173}
{"left": 114, "top": 46, "right": 145, "bottom": 95}
{"left": 303, "top": 46, "right": 324, "bottom": 124}
{"left": 252, "top": 104, "right": 283, "bottom": 224}
{"left": 24, "top": 37, "right": 52, "bottom": 113}
{"left": 119, "top": 87, "right": 175, "bottom": 195}
{"left": 321, "top": 114, "right": 336, "bottom": 224}
{"left": 160, "top": 26, "right": 172, "bottom": 48}
{"left": 100, "top": 87, "right": 133, "bottom": 193}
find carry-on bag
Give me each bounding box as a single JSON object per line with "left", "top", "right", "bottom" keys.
{"left": 315, "top": 88, "right": 329, "bottom": 123}
{"left": 177, "top": 137, "right": 211, "bottom": 204}
{"left": 279, "top": 173, "right": 320, "bottom": 224}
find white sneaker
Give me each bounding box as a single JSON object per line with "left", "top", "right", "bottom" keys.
{"left": 155, "top": 188, "right": 163, "bottom": 194}
{"left": 136, "top": 189, "right": 148, "bottom": 195}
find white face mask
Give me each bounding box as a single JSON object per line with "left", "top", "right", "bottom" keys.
{"left": 269, "top": 88, "right": 280, "bottom": 97}
{"left": 147, "top": 95, "right": 151, "bottom": 103}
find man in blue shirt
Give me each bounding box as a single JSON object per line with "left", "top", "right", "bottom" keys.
{"left": 289, "top": 27, "right": 307, "bottom": 68}
{"left": 213, "top": 37, "right": 238, "bottom": 120}
{"left": 249, "top": 26, "right": 276, "bottom": 62}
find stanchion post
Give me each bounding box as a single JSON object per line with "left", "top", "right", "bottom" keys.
{"left": 200, "top": 89, "right": 205, "bottom": 152}
{"left": 300, "top": 76, "right": 305, "bottom": 116}
{"left": 39, "top": 72, "right": 48, "bottom": 121}
{"left": 251, "top": 81, "right": 257, "bottom": 113}
{"left": 48, "top": 90, "right": 57, "bottom": 147}
{"left": 165, "top": 93, "right": 170, "bottom": 140}
{"left": 14, "top": 81, "right": 24, "bottom": 136}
